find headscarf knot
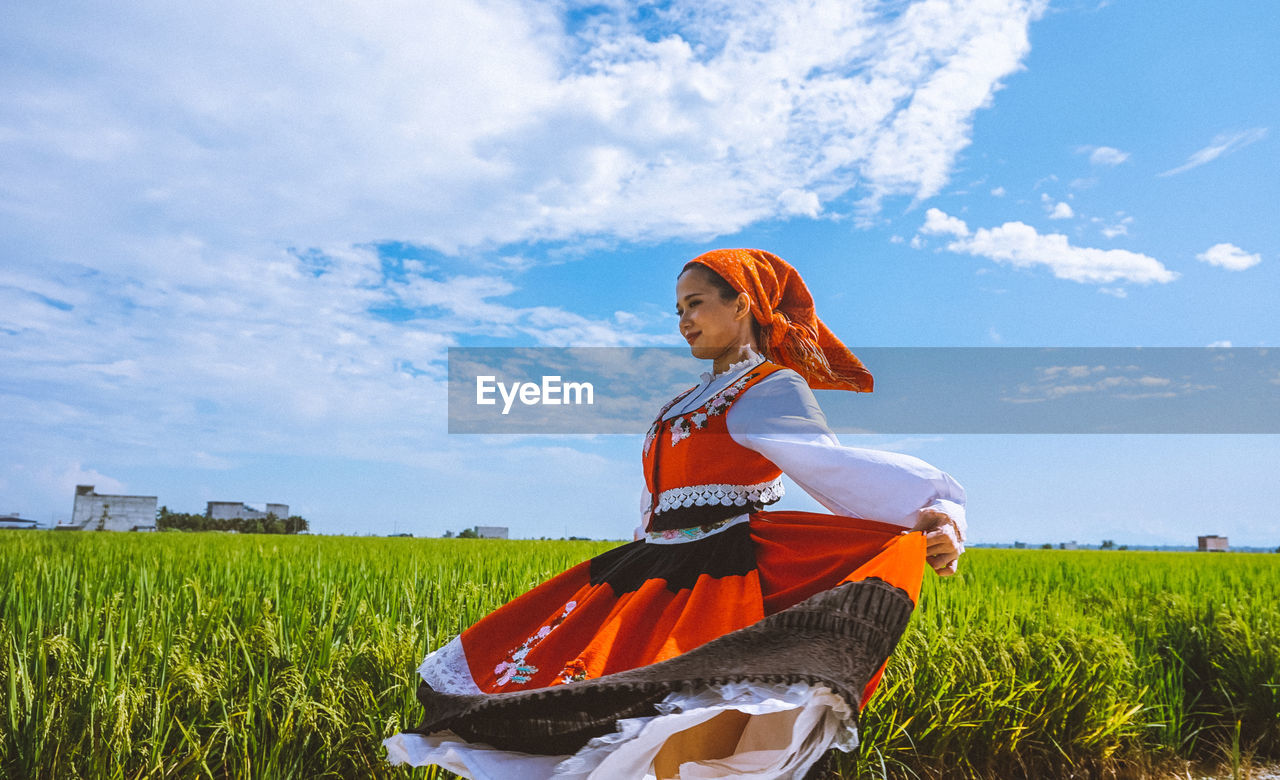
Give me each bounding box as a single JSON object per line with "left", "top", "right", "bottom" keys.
{"left": 766, "top": 311, "right": 791, "bottom": 349}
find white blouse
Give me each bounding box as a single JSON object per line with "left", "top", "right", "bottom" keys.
{"left": 640, "top": 353, "right": 967, "bottom": 542}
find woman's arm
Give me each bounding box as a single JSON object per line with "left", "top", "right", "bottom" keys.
{"left": 727, "top": 370, "right": 966, "bottom": 573}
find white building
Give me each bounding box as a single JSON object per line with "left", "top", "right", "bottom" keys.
{"left": 57, "top": 486, "right": 157, "bottom": 531}
{"left": 475, "top": 525, "right": 509, "bottom": 539}
{"left": 207, "top": 501, "right": 290, "bottom": 521}
{"left": 1197, "top": 535, "right": 1228, "bottom": 552}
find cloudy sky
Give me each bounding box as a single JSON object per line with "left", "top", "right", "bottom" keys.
{"left": 2, "top": 0, "right": 1277, "bottom": 546}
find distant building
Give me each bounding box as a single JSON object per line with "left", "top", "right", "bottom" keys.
{"left": 1059, "top": 541, "right": 1078, "bottom": 550}
{"left": 1197, "top": 535, "right": 1228, "bottom": 552}
{"left": 57, "top": 485, "right": 157, "bottom": 531}
{"left": 207, "top": 501, "right": 290, "bottom": 521}
{"left": 475, "top": 525, "right": 509, "bottom": 539}
{"left": 1, "top": 513, "right": 39, "bottom": 530}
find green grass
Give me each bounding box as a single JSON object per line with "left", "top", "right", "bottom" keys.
{"left": 851, "top": 549, "right": 1280, "bottom": 778}
{"left": 1, "top": 534, "right": 1277, "bottom": 778}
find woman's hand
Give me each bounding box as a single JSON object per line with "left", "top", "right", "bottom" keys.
{"left": 910, "top": 508, "right": 963, "bottom": 576}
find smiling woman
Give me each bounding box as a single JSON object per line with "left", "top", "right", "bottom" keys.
{"left": 676, "top": 264, "right": 761, "bottom": 370}
{"left": 385, "top": 249, "right": 966, "bottom": 779}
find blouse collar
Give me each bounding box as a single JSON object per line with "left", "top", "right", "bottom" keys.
{"left": 696, "top": 347, "right": 766, "bottom": 387}
{"left": 665, "top": 348, "right": 766, "bottom": 421}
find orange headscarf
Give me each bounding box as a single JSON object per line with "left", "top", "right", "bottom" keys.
{"left": 686, "top": 248, "right": 873, "bottom": 392}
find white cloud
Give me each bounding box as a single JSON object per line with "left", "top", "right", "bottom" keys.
{"left": 0, "top": 0, "right": 1053, "bottom": 528}
{"left": 1007, "top": 364, "right": 1208, "bottom": 403}
{"left": 192, "top": 452, "right": 237, "bottom": 470}
{"left": 858, "top": 0, "right": 1048, "bottom": 207}
{"left": 929, "top": 210, "right": 1179, "bottom": 285}
{"left": 1098, "top": 287, "right": 1127, "bottom": 298}
{"left": 990, "top": 186, "right": 1006, "bottom": 197}
{"left": 0, "top": 244, "right": 663, "bottom": 494}
{"left": 1196, "top": 243, "right": 1261, "bottom": 271}
{"left": 1079, "top": 145, "right": 1130, "bottom": 166}
{"left": 919, "top": 207, "right": 971, "bottom": 237}
{"left": 1158, "top": 128, "right": 1269, "bottom": 177}
{"left": 1, "top": 0, "right": 1049, "bottom": 255}
{"left": 777, "top": 188, "right": 822, "bottom": 218}
{"left": 3, "top": 461, "right": 127, "bottom": 513}
{"left": 1048, "top": 201, "right": 1074, "bottom": 219}
{"left": 1207, "top": 340, "right": 1232, "bottom": 348}
{"left": 1041, "top": 365, "right": 1106, "bottom": 380}
{"left": 1094, "top": 214, "right": 1133, "bottom": 238}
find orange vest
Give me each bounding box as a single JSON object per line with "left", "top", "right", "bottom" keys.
{"left": 642, "top": 362, "right": 787, "bottom": 531}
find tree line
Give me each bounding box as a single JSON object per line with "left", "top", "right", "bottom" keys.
{"left": 157, "top": 506, "right": 309, "bottom": 534}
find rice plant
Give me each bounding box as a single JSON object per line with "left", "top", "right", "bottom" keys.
{"left": 1, "top": 535, "right": 1276, "bottom": 778}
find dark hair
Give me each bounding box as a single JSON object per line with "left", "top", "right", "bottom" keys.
{"left": 678, "top": 261, "right": 737, "bottom": 301}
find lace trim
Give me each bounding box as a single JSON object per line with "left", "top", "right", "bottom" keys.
{"left": 646, "top": 513, "right": 750, "bottom": 545}
{"left": 697, "top": 348, "right": 766, "bottom": 384}
{"left": 654, "top": 478, "right": 784, "bottom": 513}
{"left": 417, "top": 636, "right": 481, "bottom": 695}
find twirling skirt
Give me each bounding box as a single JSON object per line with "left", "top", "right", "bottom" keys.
{"left": 385, "top": 511, "right": 926, "bottom": 779}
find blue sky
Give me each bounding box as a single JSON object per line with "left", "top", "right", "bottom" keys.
{"left": 2, "top": 0, "right": 1277, "bottom": 546}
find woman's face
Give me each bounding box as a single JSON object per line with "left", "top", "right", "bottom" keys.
{"left": 675, "top": 267, "right": 753, "bottom": 363}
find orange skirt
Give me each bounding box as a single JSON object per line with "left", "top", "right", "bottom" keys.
{"left": 394, "top": 510, "right": 926, "bottom": 760}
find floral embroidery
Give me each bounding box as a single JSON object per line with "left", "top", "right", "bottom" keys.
{"left": 706, "top": 393, "right": 733, "bottom": 416}
{"left": 646, "top": 514, "right": 764, "bottom": 544}
{"left": 669, "top": 415, "right": 694, "bottom": 444}
{"left": 556, "top": 658, "right": 588, "bottom": 684}
{"left": 643, "top": 387, "right": 696, "bottom": 456}
{"left": 643, "top": 362, "right": 768, "bottom": 454}
{"left": 665, "top": 370, "right": 761, "bottom": 447}
{"left": 652, "top": 516, "right": 737, "bottom": 542}
{"left": 493, "top": 601, "right": 576, "bottom": 687}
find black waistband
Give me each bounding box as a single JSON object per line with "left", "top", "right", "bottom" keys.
{"left": 588, "top": 521, "right": 756, "bottom": 595}
{"left": 647, "top": 501, "right": 762, "bottom": 532}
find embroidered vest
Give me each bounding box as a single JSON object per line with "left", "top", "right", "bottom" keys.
{"left": 642, "top": 362, "right": 786, "bottom": 532}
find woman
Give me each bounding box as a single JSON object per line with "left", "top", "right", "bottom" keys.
{"left": 385, "top": 249, "right": 965, "bottom": 779}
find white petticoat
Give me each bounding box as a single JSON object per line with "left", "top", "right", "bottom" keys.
{"left": 384, "top": 640, "right": 858, "bottom": 779}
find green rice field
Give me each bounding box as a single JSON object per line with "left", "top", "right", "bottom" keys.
{"left": 2, "top": 532, "right": 1277, "bottom": 778}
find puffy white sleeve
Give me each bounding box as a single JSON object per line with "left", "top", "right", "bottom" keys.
{"left": 725, "top": 370, "right": 967, "bottom": 540}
